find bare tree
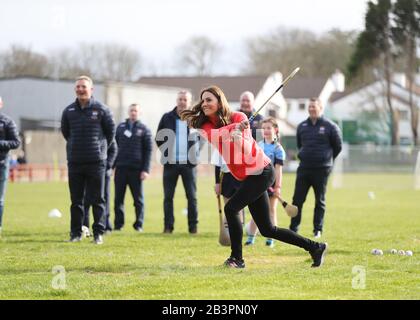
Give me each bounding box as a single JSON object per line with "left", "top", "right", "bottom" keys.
{"left": 245, "top": 27, "right": 356, "bottom": 77}
{"left": 50, "top": 43, "right": 142, "bottom": 82}
{"left": 99, "top": 43, "right": 142, "bottom": 81}
{"left": 177, "top": 36, "right": 220, "bottom": 76}
{"left": 0, "top": 45, "right": 53, "bottom": 78}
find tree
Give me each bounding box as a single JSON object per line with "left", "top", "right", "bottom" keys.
{"left": 347, "top": 0, "right": 399, "bottom": 145}
{"left": 50, "top": 43, "right": 142, "bottom": 82}
{"left": 246, "top": 27, "right": 356, "bottom": 77}
{"left": 392, "top": 0, "right": 420, "bottom": 145}
{"left": 177, "top": 36, "right": 220, "bottom": 76}
{"left": 0, "top": 45, "right": 52, "bottom": 78}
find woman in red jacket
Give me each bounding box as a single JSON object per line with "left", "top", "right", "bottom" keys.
{"left": 181, "top": 86, "right": 328, "bottom": 268}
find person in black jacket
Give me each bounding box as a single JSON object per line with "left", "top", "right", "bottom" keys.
{"left": 290, "top": 97, "right": 342, "bottom": 238}
{"left": 155, "top": 91, "right": 200, "bottom": 234}
{"left": 239, "top": 91, "right": 264, "bottom": 141}
{"left": 82, "top": 139, "right": 117, "bottom": 236}
{"left": 61, "top": 76, "right": 115, "bottom": 244}
{"left": 0, "top": 96, "right": 20, "bottom": 236}
{"left": 114, "top": 104, "right": 152, "bottom": 232}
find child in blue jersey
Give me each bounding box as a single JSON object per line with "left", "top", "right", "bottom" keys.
{"left": 245, "top": 117, "right": 286, "bottom": 248}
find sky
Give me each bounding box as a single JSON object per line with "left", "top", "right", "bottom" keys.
{"left": 0, "top": 0, "right": 370, "bottom": 75}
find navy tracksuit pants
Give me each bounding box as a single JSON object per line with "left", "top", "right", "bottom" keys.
{"left": 114, "top": 167, "right": 144, "bottom": 230}
{"left": 290, "top": 166, "right": 332, "bottom": 233}
{"left": 83, "top": 171, "right": 112, "bottom": 231}
{"left": 68, "top": 161, "right": 106, "bottom": 237}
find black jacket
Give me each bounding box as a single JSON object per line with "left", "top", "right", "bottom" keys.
{"left": 0, "top": 113, "right": 20, "bottom": 162}
{"left": 115, "top": 119, "right": 152, "bottom": 172}
{"left": 297, "top": 117, "right": 342, "bottom": 169}
{"left": 240, "top": 110, "right": 264, "bottom": 141}
{"left": 155, "top": 107, "right": 200, "bottom": 166}
{"left": 61, "top": 97, "right": 115, "bottom": 164}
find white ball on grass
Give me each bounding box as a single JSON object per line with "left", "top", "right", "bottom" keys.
{"left": 405, "top": 251, "right": 413, "bottom": 257}
{"left": 371, "top": 249, "right": 383, "bottom": 256}
{"left": 48, "top": 209, "right": 62, "bottom": 218}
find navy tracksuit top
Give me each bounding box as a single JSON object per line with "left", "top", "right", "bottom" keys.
{"left": 114, "top": 119, "right": 153, "bottom": 172}
{"left": 296, "top": 117, "right": 342, "bottom": 169}
{"left": 61, "top": 97, "right": 116, "bottom": 164}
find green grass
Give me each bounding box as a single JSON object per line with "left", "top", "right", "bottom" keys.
{"left": 0, "top": 173, "right": 419, "bottom": 300}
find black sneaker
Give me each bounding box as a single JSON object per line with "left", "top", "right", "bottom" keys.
{"left": 224, "top": 257, "right": 245, "bottom": 269}
{"left": 163, "top": 228, "right": 173, "bottom": 234}
{"left": 314, "top": 231, "right": 322, "bottom": 239}
{"left": 69, "top": 235, "right": 82, "bottom": 243}
{"left": 189, "top": 226, "right": 198, "bottom": 234}
{"left": 93, "top": 234, "right": 104, "bottom": 245}
{"left": 310, "top": 243, "right": 328, "bottom": 268}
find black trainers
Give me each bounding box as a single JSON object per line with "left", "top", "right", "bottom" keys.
{"left": 310, "top": 243, "right": 328, "bottom": 268}
{"left": 224, "top": 257, "right": 245, "bottom": 269}
{"left": 314, "top": 231, "right": 322, "bottom": 239}
{"left": 189, "top": 226, "right": 198, "bottom": 234}
{"left": 93, "top": 234, "right": 104, "bottom": 245}
{"left": 69, "top": 235, "right": 82, "bottom": 243}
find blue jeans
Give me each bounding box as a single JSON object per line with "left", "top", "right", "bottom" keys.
{"left": 0, "top": 158, "right": 10, "bottom": 227}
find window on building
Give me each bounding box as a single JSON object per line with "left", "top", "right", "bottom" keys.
{"left": 399, "top": 110, "right": 409, "bottom": 121}
{"left": 299, "top": 102, "right": 306, "bottom": 111}
{"left": 268, "top": 109, "right": 277, "bottom": 118}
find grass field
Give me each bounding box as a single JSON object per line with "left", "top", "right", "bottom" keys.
{"left": 0, "top": 173, "right": 419, "bottom": 300}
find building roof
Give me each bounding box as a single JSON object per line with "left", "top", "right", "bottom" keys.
{"left": 330, "top": 80, "right": 420, "bottom": 104}
{"left": 138, "top": 75, "right": 269, "bottom": 101}
{"left": 282, "top": 77, "right": 328, "bottom": 99}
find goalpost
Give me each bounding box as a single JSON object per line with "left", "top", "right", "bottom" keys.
{"left": 415, "top": 151, "right": 420, "bottom": 190}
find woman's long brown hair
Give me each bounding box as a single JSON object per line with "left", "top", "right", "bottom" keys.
{"left": 180, "top": 86, "right": 232, "bottom": 129}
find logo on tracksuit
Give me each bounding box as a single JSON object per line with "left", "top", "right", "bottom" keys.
{"left": 91, "top": 111, "right": 99, "bottom": 120}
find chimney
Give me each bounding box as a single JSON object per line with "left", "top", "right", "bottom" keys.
{"left": 331, "top": 69, "right": 345, "bottom": 92}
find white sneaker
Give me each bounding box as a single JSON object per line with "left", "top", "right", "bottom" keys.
{"left": 314, "top": 231, "right": 322, "bottom": 239}
{"left": 82, "top": 226, "right": 92, "bottom": 238}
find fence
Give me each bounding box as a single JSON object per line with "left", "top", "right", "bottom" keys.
{"left": 9, "top": 145, "right": 420, "bottom": 183}
{"left": 335, "top": 145, "right": 420, "bottom": 173}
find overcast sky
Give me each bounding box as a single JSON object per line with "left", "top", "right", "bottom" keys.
{"left": 1, "top": 0, "right": 370, "bottom": 75}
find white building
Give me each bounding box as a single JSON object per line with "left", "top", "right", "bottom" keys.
{"left": 283, "top": 70, "right": 345, "bottom": 127}
{"left": 327, "top": 75, "right": 420, "bottom": 145}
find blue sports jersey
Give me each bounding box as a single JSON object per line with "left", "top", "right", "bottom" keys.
{"left": 258, "top": 140, "right": 286, "bottom": 166}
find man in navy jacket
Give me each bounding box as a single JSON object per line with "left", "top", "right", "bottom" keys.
{"left": 61, "top": 76, "right": 115, "bottom": 244}
{"left": 290, "top": 98, "right": 342, "bottom": 238}
{"left": 114, "top": 104, "right": 152, "bottom": 232}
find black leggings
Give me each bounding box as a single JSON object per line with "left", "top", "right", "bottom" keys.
{"left": 224, "top": 164, "right": 318, "bottom": 260}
